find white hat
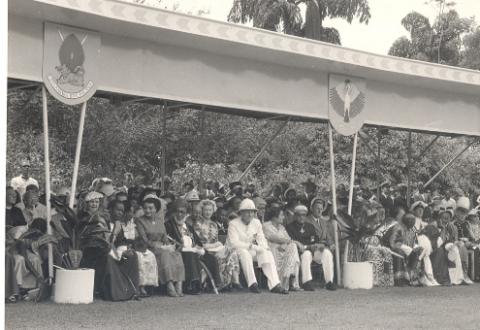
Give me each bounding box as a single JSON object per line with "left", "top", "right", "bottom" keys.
{"left": 294, "top": 204, "right": 308, "bottom": 214}
{"left": 410, "top": 201, "right": 427, "bottom": 211}
{"left": 98, "top": 182, "right": 115, "bottom": 197}
{"left": 20, "top": 159, "right": 31, "bottom": 167}
{"left": 85, "top": 191, "right": 104, "bottom": 202}
{"left": 238, "top": 199, "right": 257, "bottom": 212}
{"left": 185, "top": 190, "right": 200, "bottom": 202}
{"left": 456, "top": 196, "right": 470, "bottom": 210}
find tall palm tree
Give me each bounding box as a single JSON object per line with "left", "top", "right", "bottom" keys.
{"left": 228, "top": 0, "right": 371, "bottom": 44}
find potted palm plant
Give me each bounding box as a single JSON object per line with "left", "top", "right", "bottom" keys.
{"left": 50, "top": 196, "right": 110, "bottom": 304}
{"left": 335, "top": 202, "right": 381, "bottom": 289}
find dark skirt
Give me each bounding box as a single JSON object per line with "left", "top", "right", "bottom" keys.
{"left": 430, "top": 247, "right": 451, "bottom": 285}
{"left": 392, "top": 248, "right": 422, "bottom": 285}
{"left": 80, "top": 248, "right": 139, "bottom": 301}
{"left": 100, "top": 253, "right": 140, "bottom": 301}
{"left": 181, "top": 251, "right": 201, "bottom": 284}
{"left": 5, "top": 253, "right": 19, "bottom": 299}
{"left": 80, "top": 248, "right": 107, "bottom": 293}
{"left": 202, "top": 252, "right": 222, "bottom": 287}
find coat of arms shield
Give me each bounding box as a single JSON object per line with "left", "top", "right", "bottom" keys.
{"left": 43, "top": 23, "right": 101, "bottom": 105}
{"left": 328, "top": 74, "right": 367, "bottom": 136}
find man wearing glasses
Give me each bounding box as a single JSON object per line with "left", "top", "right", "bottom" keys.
{"left": 10, "top": 159, "right": 39, "bottom": 201}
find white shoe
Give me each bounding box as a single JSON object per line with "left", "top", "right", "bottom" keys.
{"left": 419, "top": 276, "right": 432, "bottom": 287}
{"left": 426, "top": 275, "right": 440, "bottom": 286}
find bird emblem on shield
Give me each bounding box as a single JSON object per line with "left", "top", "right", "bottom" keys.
{"left": 43, "top": 23, "right": 100, "bottom": 105}
{"left": 328, "top": 75, "right": 367, "bottom": 136}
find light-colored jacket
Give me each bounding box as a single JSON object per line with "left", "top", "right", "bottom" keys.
{"left": 226, "top": 217, "right": 268, "bottom": 250}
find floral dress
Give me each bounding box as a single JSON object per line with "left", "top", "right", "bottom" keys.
{"left": 263, "top": 222, "right": 300, "bottom": 287}
{"left": 363, "top": 235, "right": 394, "bottom": 287}
{"left": 192, "top": 218, "right": 240, "bottom": 289}
{"left": 130, "top": 218, "right": 159, "bottom": 287}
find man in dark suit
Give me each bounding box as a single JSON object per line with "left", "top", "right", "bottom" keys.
{"left": 379, "top": 181, "right": 395, "bottom": 217}
{"left": 305, "top": 198, "right": 335, "bottom": 250}
{"left": 286, "top": 205, "right": 336, "bottom": 291}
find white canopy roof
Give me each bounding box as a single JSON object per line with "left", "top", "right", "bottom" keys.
{"left": 8, "top": 0, "right": 480, "bottom": 136}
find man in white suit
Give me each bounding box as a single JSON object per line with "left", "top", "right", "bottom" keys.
{"left": 227, "top": 199, "right": 287, "bottom": 294}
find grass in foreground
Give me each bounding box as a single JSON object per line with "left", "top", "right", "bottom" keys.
{"left": 5, "top": 284, "right": 480, "bottom": 330}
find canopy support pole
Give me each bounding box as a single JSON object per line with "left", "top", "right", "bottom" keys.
{"left": 235, "top": 119, "right": 289, "bottom": 183}
{"left": 406, "top": 131, "right": 412, "bottom": 208}
{"left": 167, "top": 102, "right": 193, "bottom": 110}
{"left": 328, "top": 124, "right": 341, "bottom": 286}
{"left": 424, "top": 139, "right": 477, "bottom": 188}
{"left": 41, "top": 86, "right": 53, "bottom": 282}
{"left": 414, "top": 135, "right": 439, "bottom": 163}
{"left": 376, "top": 130, "right": 381, "bottom": 201}
{"left": 161, "top": 101, "right": 167, "bottom": 194}
{"left": 344, "top": 132, "right": 358, "bottom": 265}
{"left": 198, "top": 108, "right": 206, "bottom": 193}
{"left": 69, "top": 101, "right": 87, "bottom": 208}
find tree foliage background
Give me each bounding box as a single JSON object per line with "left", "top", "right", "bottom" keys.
{"left": 6, "top": 1, "right": 480, "bottom": 196}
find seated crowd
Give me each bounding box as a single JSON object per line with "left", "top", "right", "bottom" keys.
{"left": 5, "top": 161, "right": 480, "bottom": 302}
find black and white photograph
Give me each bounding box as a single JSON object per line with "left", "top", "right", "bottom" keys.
{"left": 2, "top": 0, "right": 480, "bottom": 329}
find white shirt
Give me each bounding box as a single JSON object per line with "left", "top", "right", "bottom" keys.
{"left": 10, "top": 176, "right": 39, "bottom": 199}
{"left": 226, "top": 217, "right": 268, "bottom": 250}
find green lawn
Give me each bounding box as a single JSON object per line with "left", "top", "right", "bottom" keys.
{"left": 5, "top": 284, "right": 480, "bottom": 330}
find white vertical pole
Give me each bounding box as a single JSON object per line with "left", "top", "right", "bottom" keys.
{"left": 69, "top": 101, "right": 87, "bottom": 208}
{"left": 328, "top": 124, "right": 341, "bottom": 286}
{"left": 42, "top": 86, "right": 53, "bottom": 281}
{"left": 344, "top": 132, "right": 358, "bottom": 265}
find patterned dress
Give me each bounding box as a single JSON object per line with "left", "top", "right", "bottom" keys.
{"left": 192, "top": 218, "right": 240, "bottom": 289}
{"left": 364, "top": 236, "right": 394, "bottom": 287}
{"left": 469, "top": 222, "right": 480, "bottom": 242}
{"left": 263, "top": 222, "right": 300, "bottom": 285}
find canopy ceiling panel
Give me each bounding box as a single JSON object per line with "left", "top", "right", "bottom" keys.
{"left": 8, "top": 0, "right": 480, "bottom": 136}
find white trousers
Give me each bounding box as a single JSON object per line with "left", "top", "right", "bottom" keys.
{"left": 445, "top": 243, "right": 465, "bottom": 285}
{"left": 301, "top": 249, "right": 334, "bottom": 284}
{"left": 236, "top": 248, "right": 280, "bottom": 290}
{"left": 416, "top": 235, "right": 436, "bottom": 282}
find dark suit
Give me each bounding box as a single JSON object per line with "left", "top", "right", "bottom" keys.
{"left": 304, "top": 215, "right": 334, "bottom": 248}
{"left": 286, "top": 220, "right": 335, "bottom": 284}
{"left": 380, "top": 193, "right": 395, "bottom": 215}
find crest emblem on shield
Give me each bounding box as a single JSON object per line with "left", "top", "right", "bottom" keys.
{"left": 43, "top": 23, "right": 100, "bottom": 105}
{"left": 328, "top": 75, "right": 367, "bottom": 136}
